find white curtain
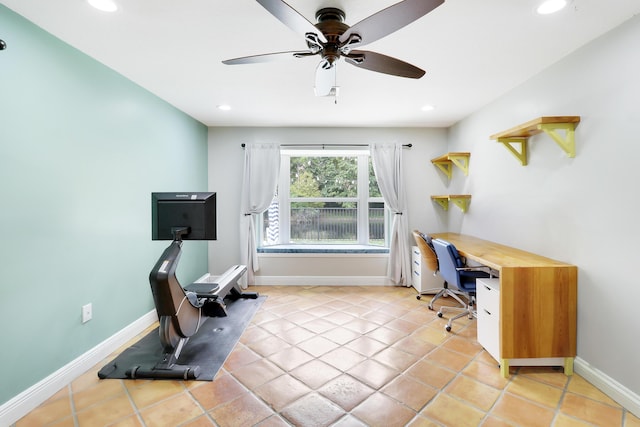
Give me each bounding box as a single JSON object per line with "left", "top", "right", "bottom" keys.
{"left": 239, "top": 143, "right": 280, "bottom": 287}
{"left": 371, "top": 143, "right": 411, "bottom": 286}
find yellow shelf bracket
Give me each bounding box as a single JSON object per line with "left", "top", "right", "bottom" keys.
{"left": 431, "top": 195, "right": 471, "bottom": 213}
{"left": 538, "top": 122, "right": 576, "bottom": 158}
{"left": 449, "top": 154, "right": 470, "bottom": 176}
{"left": 431, "top": 196, "right": 449, "bottom": 211}
{"left": 450, "top": 195, "right": 471, "bottom": 213}
{"left": 497, "top": 137, "right": 528, "bottom": 166}
{"left": 431, "top": 152, "right": 470, "bottom": 179}
{"left": 432, "top": 161, "right": 452, "bottom": 180}
{"left": 490, "top": 117, "right": 579, "bottom": 165}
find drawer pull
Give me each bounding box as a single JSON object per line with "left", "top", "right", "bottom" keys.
{"left": 484, "top": 285, "right": 491, "bottom": 291}
{"left": 484, "top": 309, "right": 492, "bottom": 315}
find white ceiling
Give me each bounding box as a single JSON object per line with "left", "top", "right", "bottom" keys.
{"left": 3, "top": 0, "right": 639, "bottom": 127}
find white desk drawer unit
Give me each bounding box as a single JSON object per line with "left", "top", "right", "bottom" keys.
{"left": 477, "top": 278, "right": 501, "bottom": 363}
{"left": 411, "top": 246, "right": 443, "bottom": 294}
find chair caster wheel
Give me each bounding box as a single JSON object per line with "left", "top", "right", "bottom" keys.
{"left": 437, "top": 312, "right": 443, "bottom": 318}
{"left": 416, "top": 295, "right": 421, "bottom": 300}
{"left": 428, "top": 305, "right": 434, "bottom": 311}
{"left": 445, "top": 325, "right": 452, "bottom": 332}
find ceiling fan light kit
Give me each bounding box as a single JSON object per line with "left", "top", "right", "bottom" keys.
{"left": 223, "top": 0, "right": 445, "bottom": 96}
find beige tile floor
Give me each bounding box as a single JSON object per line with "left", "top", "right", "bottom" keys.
{"left": 15, "top": 285, "right": 640, "bottom": 427}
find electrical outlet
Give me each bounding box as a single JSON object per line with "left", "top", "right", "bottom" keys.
{"left": 82, "top": 303, "right": 92, "bottom": 323}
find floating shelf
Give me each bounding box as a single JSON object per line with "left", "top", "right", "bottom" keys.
{"left": 490, "top": 116, "right": 580, "bottom": 166}
{"left": 431, "top": 152, "right": 470, "bottom": 179}
{"left": 431, "top": 194, "right": 471, "bottom": 213}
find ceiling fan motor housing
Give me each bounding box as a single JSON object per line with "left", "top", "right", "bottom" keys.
{"left": 315, "top": 7, "right": 345, "bottom": 23}
{"left": 314, "top": 8, "right": 349, "bottom": 66}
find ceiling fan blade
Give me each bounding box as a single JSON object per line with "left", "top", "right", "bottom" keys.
{"left": 256, "top": 0, "right": 327, "bottom": 44}
{"left": 345, "top": 50, "right": 425, "bottom": 78}
{"left": 339, "top": 0, "right": 444, "bottom": 47}
{"left": 314, "top": 61, "right": 335, "bottom": 96}
{"left": 222, "top": 51, "right": 313, "bottom": 65}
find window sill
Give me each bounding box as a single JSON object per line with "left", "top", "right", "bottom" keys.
{"left": 257, "top": 244, "right": 389, "bottom": 254}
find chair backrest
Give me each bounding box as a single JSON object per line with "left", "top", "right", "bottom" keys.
{"left": 412, "top": 230, "right": 438, "bottom": 271}
{"left": 431, "top": 238, "right": 465, "bottom": 289}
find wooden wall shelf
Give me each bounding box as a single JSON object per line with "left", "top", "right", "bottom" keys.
{"left": 431, "top": 152, "right": 470, "bottom": 179}
{"left": 431, "top": 194, "right": 471, "bottom": 213}
{"left": 490, "top": 116, "right": 580, "bottom": 166}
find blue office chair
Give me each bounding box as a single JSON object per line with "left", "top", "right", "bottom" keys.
{"left": 431, "top": 238, "right": 492, "bottom": 332}
{"left": 412, "top": 230, "right": 467, "bottom": 311}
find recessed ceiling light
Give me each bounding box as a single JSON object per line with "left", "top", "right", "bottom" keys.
{"left": 217, "top": 104, "right": 231, "bottom": 111}
{"left": 536, "top": 0, "right": 567, "bottom": 15}
{"left": 421, "top": 104, "right": 436, "bottom": 112}
{"left": 87, "top": 0, "right": 118, "bottom": 12}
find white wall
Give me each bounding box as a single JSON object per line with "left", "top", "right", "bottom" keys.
{"left": 208, "top": 127, "right": 448, "bottom": 282}
{"left": 448, "top": 15, "right": 640, "bottom": 402}
{"left": 254, "top": 253, "right": 390, "bottom": 285}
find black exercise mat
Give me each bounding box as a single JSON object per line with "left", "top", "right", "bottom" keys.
{"left": 98, "top": 295, "right": 266, "bottom": 381}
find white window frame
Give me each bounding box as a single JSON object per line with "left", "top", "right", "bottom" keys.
{"left": 261, "top": 149, "right": 388, "bottom": 247}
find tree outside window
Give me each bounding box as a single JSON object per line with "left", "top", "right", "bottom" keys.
{"left": 260, "top": 151, "right": 387, "bottom": 246}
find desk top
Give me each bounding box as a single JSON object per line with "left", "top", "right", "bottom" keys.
{"left": 431, "top": 233, "right": 574, "bottom": 271}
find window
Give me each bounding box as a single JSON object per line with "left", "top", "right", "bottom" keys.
{"left": 259, "top": 150, "right": 389, "bottom": 247}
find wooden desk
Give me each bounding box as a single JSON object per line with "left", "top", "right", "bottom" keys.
{"left": 432, "top": 233, "right": 577, "bottom": 377}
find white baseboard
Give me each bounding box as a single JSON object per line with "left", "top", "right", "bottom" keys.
{"left": 0, "top": 310, "right": 157, "bottom": 427}
{"left": 254, "top": 276, "right": 395, "bottom": 286}
{"left": 574, "top": 357, "right": 640, "bottom": 418}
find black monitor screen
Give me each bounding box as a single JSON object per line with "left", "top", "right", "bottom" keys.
{"left": 151, "top": 192, "right": 217, "bottom": 240}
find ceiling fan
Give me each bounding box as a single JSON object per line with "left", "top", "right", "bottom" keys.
{"left": 222, "top": 0, "right": 445, "bottom": 96}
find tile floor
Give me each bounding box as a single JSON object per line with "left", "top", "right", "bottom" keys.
{"left": 15, "top": 285, "right": 640, "bottom": 427}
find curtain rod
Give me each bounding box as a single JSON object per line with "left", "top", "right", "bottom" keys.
{"left": 240, "top": 143, "right": 412, "bottom": 148}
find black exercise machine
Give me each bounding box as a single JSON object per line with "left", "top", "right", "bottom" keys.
{"left": 125, "top": 192, "right": 258, "bottom": 380}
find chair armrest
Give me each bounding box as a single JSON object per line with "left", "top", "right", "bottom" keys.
{"left": 456, "top": 266, "right": 496, "bottom": 277}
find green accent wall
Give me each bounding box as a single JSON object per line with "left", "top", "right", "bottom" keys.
{"left": 0, "top": 6, "right": 208, "bottom": 405}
